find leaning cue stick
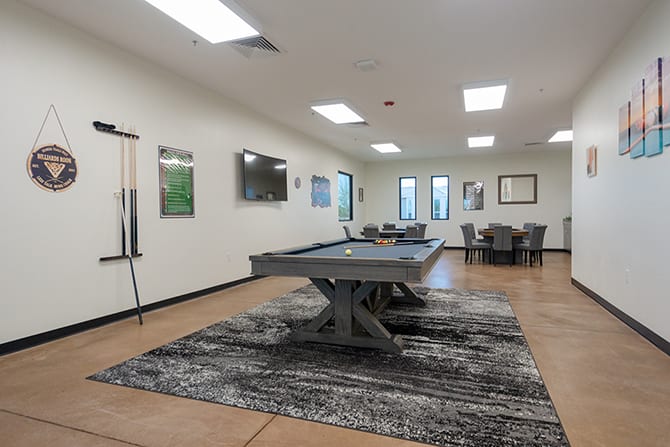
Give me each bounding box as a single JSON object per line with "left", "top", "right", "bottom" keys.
{"left": 130, "top": 126, "right": 138, "bottom": 255}
{"left": 117, "top": 191, "right": 143, "bottom": 325}
{"left": 120, "top": 124, "right": 127, "bottom": 256}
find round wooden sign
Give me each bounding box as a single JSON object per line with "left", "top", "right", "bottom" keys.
{"left": 26, "top": 143, "right": 78, "bottom": 192}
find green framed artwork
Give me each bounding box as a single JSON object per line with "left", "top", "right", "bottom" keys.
{"left": 159, "top": 146, "right": 194, "bottom": 218}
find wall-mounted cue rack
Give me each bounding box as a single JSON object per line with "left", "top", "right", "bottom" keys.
{"left": 94, "top": 121, "right": 142, "bottom": 262}
{"left": 94, "top": 120, "right": 144, "bottom": 324}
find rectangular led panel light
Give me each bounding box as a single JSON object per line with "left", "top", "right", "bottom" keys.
{"left": 463, "top": 82, "right": 507, "bottom": 112}
{"left": 468, "top": 136, "right": 495, "bottom": 148}
{"left": 371, "top": 143, "right": 402, "bottom": 153}
{"left": 548, "top": 130, "right": 573, "bottom": 142}
{"left": 311, "top": 102, "right": 365, "bottom": 124}
{"left": 144, "top": 0, "right": 259, "bottom": 44}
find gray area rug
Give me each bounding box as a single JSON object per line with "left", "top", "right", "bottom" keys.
{"left": 89, "top": 286, "right": 569, "bottom": 447}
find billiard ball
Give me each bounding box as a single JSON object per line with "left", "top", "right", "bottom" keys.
{"left": 345, "top": 249, "right": 352, "bottom": 256}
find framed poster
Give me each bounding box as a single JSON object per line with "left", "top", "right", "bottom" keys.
{"left": 463, "top": 181, "right": 484, "bottom": 210}
{"left": 587, "top": 145, "right": 597, "bottom": 177}
{"left": 159, "top": 146, "right": 194, "bottom": 218}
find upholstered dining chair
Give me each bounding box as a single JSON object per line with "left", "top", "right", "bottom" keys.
{"left": 414, "top": 222, "right": 428, "bottom": 238}
{"left": 343, "top": 225, "right": 352, "bottom": 239}
{"left": 514, "top": 224, "right": 547, "bottom": 266}
{"left": 488, "top": 222, "right": 503, "bottom": 228}
{"left": 363, "top": 223, "right": 380, "bottom": 238}
{"left": 460, "top": 224, "right": 492, "bottom": 264}
{"left": 492, "top": 225, "right": 513, "bottom": 266}
{"left": 382, "top": 222, "right": 396, "bottom": 230}
{"left": 464, "top": 222, "right": 480, "bottom": 241}
{"left": 522, "top": 222, "right": 536, "bottom": 242}
{"left": 404, "top": 224, "right": 419, "bottom": 238}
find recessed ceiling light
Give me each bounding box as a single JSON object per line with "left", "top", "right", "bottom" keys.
{"left": 463, "top": 81, "right": 508, "bottom": 112}
{"left": 143, "top": 0, "right": 259, "bottom": 44}
{"left": 371, "top": 142, "right": 402, "bottom": 153}
{"left": 548, "top": 130, "right": 573, "bottom": 142}
{"left": 468, "top": 136, "right": 495, "bottom": 148}
{"left": 310, "top": 101, "right": 365, "bottom": 124}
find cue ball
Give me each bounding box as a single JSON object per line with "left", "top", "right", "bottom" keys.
{"left": 345, "top": 249, "right": 352, "bottom": 256}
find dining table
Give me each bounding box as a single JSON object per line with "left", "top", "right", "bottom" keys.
{"left": 477, "top": 228, "right": 528, "bottom": 239}
{"left": 477, "top": 227, "right": 529, "bottom": 264}
{"left": 379, "top": 229, "right": 406, "bottom": 238}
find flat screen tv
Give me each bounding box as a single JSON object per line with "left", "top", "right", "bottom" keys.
{"left": 242, "top": 149, "right": 288, "bottom": 201}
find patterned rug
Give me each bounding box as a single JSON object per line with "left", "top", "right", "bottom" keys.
{"left": 89, "top": 286, "right": 569, "bottom": 447}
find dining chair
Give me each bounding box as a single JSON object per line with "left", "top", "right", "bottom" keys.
{"left": 460, "top": 224, "right": 492, "bottom": 264}
{"left": 414, "top": 222, "right": 428, "bottom": 238}
{"left": 404, "top": 224, "right": 419, "bottom": 238}
{"left": 488, "top": 222, "right": 503, "bottom": 229}
{"left": 342, "top": 225, "right": 352, "bottom": 239}
{"left": 382, "top": 222, "right": 396, "bottom": 230}
{"left": 492, "top": 225, "right": 513, "bottom": 266}
{"left": 514, "top": 224, "right": 547, "bottom": 266}
{"left": 522, "top": 222, "right": 536, "bottom": 243}
{"left": 464, "top": 223, "right": 481, "bottom": 241}
{"left": 363, "top": 223, "right": 380, "bottom": 238}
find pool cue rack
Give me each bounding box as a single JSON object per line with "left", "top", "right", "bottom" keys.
{"left": 95, "top": 120, "right": 143, "bottom": 262}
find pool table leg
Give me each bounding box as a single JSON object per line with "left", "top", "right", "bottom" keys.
{"left": 291, "top": 278, "right": 404, "bottom": 353}
{"left": 379, "top": 282, "right": 427, "bottom": 307}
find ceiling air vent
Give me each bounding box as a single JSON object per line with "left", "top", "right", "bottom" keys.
{"left": 230, "top": 35, "right": 282, "bottom": 58}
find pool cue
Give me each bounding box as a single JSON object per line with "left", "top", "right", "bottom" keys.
{"left": 120, "top": 124, "right": 127, "bottom": 256}
{"left": 344, "top": 241, "right": 416, "bottom": 249}
{"left": 117, "top": 191, "right": 143, "bottom": 325}
{"left": 130, "top": 126, "right": 138, "bottom": 255}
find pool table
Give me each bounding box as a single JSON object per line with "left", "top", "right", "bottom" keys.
{"left": 249, "top": 237, "right": 445, "bottom": 352}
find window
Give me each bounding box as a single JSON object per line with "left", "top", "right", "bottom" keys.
{"left": 399, "top": 177, "right": 416, "bottom": 220}
{"left": 338, "top": 171, "right": 353, "bottom": 221}
{"left": 431, "top": 175, "right": 449, "bottom": 220}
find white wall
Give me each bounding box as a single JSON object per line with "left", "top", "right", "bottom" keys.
{"left": 0, "top": 2, "right": 364, "bottom": 344}
{"left": 364, "top": 151, "right": 572, "bottom": 248}
{"left": 572, "top": 0, "right": 670, "bottom": 342}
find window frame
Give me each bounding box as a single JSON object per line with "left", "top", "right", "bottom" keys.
{"left": 431, "top": 175, "right": 450, "bottom": 220}
{"left": 337, "top": 170, "right": 353, "bottom": 222}
{"left": 398, "top": 176, "right": 417, "bottom": 221}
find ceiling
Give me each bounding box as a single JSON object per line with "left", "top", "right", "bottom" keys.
{"left": 19, "top": 0, "right": 652, "bottom": 161}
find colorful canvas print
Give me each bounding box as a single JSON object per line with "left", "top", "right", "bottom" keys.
{"left": 587, "top": 145, "right": 597, "bottom": 177}
{"left": 629, "top": 79, "right": 645, "bottom": 158}
{"left": 618, "top": 102, "right": 631, "bottom": 155}
{"left": 663, "top": 56, "right": 670, "bottom": 148}
{"left": 644, "top": 58, "right": 663, "bottom": 156}
{"left": 310, "top": 175, "right": 331, "bottom": 208}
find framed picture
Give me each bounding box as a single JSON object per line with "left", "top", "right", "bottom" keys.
{"left": 310, "top": 175, "right": 331, "bottom": 208}
{"left": 358, "top": 187, "right": 364, "bottom": 202}
{"left": 159, "top": 146, "right": 194, "bottom": 217}
{"left": 587, "top": 145, "right": 597, "bottom": 177}
{"left": 463, "top": 181, "right": 483, "bottom": 210}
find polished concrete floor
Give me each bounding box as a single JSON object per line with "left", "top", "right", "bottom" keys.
{"left": 1, "top": 250, "right": 668, "bottom": 447}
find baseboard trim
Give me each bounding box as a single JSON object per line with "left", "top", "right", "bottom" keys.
{"left": 571, "top": 278, "right": 669, "bottom": 356}
{"left": 0, "top": 275, "right": 263, "bottom": 357}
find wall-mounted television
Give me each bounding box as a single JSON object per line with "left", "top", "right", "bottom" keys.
{"left": 242, "top": 149, "right": 288, "bottom": 201}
